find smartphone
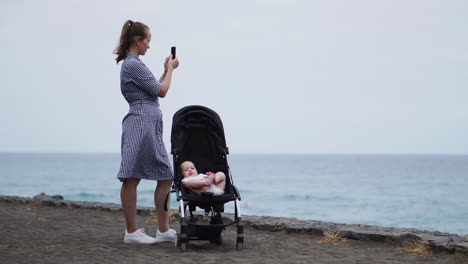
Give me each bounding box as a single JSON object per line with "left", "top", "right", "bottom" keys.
{"left": 171, "top": 46, "right": 176, "bottom": 59}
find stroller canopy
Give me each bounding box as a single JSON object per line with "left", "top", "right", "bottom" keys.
{"left": 171, "top": 105, "right": 229, "bottom": 180}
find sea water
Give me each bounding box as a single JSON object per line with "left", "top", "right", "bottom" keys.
{"left": 0, "top": 153, "right": 466, "bottom": 235}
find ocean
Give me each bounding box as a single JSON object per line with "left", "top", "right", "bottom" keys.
{"left": 0, "top": 153, "right": 467, "bottom": 235}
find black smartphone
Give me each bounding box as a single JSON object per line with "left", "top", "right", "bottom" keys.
{"left": 171, "top": 46, "right": 176, "bottom": 59}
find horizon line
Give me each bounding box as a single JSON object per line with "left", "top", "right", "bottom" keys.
{"left": 0, "top": 151, "right": 467, "bottom": 156}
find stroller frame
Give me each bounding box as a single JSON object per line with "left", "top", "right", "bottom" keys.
{"left": 171, "top": 105, "right": 244, "bottom": 251}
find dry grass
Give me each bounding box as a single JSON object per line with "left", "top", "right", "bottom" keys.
{"left": 147, "top": 211, "right": 158, "bottom": 223}
{"left": 318, "top": 232, "right": 347, "bottom": 244}
{"left": 454, "top": 252, "right": 468, "bottom": 264}
{"left": 169, "top": 212, "right": 177, "bottom": 221}
{"left": 146, "top": 211, "right": 177, "bottom": 223}
{"left": 398, "top": 241, "right": 433, "bottom": 257}
{"left": 26, "top": 201, "right": 41, "bottom": 209}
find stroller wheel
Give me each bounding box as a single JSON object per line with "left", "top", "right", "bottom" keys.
{"left": 236, "top": 234, "right": 244, "bottom": 250}
{"left": 236, "top": 241, "right": 243, "bottom": 251}
{"left": 176, "top": 233, "right": 187, "bottom": 252}
{"left": 175, "top": 233, "right": 181, "bottom": 247}
{"left": 209, "top": 233, "right": 223, "bottom": 245}
{"left": 180, "top": 242, "right": 187, "bottom": 252}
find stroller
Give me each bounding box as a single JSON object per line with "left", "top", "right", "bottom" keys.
{"left": 171, "top": 105, "right": 244, "bottom": 251}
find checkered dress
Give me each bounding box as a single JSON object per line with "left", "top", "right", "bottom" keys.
{"left": 117, "top": 53, "right": 173, "bottom": 182}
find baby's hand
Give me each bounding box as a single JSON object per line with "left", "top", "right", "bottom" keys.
{"left": 205, "top": 172, "right": 215, "bottom": 185}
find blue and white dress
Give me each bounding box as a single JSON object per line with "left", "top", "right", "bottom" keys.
{"left": 117, "top": 53, "right": 173, "bottom": 182}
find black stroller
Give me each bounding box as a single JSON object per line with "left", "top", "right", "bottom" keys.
{"left": 171, "top": 105, "right": 244, "bottom": 251}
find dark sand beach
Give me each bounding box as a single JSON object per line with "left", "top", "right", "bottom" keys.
{"left": 0, "top": 194, "right": 467, "bottom": 264}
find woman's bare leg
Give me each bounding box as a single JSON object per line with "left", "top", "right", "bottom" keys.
{"left": 155, "top": 179, "right": 173, "bottom": 232}
{"left": 120, "top": 178, "right": 141, "bottom": 233}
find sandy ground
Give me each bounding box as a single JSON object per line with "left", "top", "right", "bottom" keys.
{"left": 0, "top": 201, "right": 466, "bottom": 264}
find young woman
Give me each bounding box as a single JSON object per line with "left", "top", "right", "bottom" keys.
{"left": 114, "top": 20, "right": 179, "bottom": 244}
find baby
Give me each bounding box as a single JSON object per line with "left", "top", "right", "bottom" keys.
{"left": 180, "top": 161, "right": 226, "bottom": 196}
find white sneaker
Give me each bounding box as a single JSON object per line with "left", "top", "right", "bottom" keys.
{"left": 124, "top": 228, "right": 158, "bottom": 244}
{"left": 155, "top": 228, "right": 177, "bottom": 243}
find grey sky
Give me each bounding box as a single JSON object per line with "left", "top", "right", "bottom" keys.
{"left": 1, "top": 0, "right": 467, "bottom": 154}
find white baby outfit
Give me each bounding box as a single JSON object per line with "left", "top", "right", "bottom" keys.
{"left": 181, "top": 174, "right": 225, "bottom": 195}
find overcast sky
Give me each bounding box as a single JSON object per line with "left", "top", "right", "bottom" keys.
{"left": 1, "top": 0, "right": 467, "bottom": 154}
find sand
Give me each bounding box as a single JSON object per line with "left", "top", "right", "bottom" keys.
{"left": 0, "top": 196, "right": 467, "bottom": 264}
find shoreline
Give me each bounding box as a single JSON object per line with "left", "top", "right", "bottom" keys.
{"left": 1, "top": 193, "right": 467, "bottom": 257}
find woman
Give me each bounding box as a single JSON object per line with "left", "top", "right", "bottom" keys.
{"left": 114, "top": 20, "right": 179, "bottom": 244}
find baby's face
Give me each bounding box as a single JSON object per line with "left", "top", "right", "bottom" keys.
{"left": 180, "top": 162, "right": 198, "bottom": 177}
